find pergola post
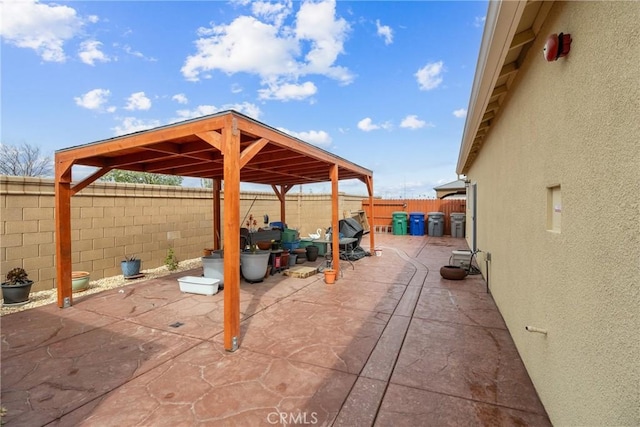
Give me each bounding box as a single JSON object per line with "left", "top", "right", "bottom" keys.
{"left": 330, "top": 164, "right": 340, "bottom": 278}
{"left": 223, "top": 118, "right": 241, "bottom": 352}
{"left": 366, "top": 175, "right": 375, "bottom": 252}
{"left": 278, "top": 186, "right": 286, "bottom": 225}
{"left": 271, "top": 185, "right": 292, "bottom": 226}
{"left": 54, "top": 160, "right": 73, "bottom": 308}
{"left": 213, "top": 179, "right": 221, "bottom": 250}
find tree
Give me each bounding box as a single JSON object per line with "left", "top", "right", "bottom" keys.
{"left": 99, "top": 170, "right": 183, "bottom": 186}
{"left": 0, "top": 142, "right": 53, "bottom": 177}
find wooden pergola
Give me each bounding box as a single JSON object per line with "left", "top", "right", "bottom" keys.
{"left": 54, "top": 110, "right": 374, "bottom": 351}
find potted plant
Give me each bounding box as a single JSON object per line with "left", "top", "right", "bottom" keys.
{"left": 121, "top": 255, "right": 141, "bottom": 278}
{"left": 240, "top": 244, "right": 270, "bottom": 283}
{"left": 1, "top": 267, "right": 34, "bottom": 306}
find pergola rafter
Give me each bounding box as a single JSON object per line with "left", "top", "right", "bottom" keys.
{"left": 54, "top": 110, "right": 375, "bottom": 352}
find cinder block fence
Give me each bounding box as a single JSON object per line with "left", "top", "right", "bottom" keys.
{"left": 1, "top": 176, "right": 365, "bottom": 292}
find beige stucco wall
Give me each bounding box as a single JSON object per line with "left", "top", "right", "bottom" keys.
{"left": 0, "top": 177, "right": 366, "bottom": 292}
{"left": 466, "top": 2, "right": 639, "bottom": 425}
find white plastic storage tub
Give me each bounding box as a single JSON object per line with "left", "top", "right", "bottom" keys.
{"left": 451, "top": 250, "right": 473, "bottom": 268}
{"left": 178, "top": 276, "right": 220, "bottom": 296}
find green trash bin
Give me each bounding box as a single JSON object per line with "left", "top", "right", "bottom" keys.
{"left": 392, "top": 211, "right": 408, "bottom": 235}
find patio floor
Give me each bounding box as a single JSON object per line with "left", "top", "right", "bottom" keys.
{"left": 1, "top": 235, "right": 550, "bottom": 426}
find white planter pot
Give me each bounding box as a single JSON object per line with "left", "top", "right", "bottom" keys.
{"left": 202, "top": 256, "right": 224, "bottom": 287}
{"left": 240, "top": 250, "right": 270, "bottom": 283}
{"left": 178, "top": 276, "right": 220, "bottom": 295}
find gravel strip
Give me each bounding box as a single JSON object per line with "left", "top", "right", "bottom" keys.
{"left": 1, "top": 258, "right": 203, "bottom": 316}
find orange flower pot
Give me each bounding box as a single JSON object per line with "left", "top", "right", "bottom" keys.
{"left": 324, "top": 269, "right": 337, "bottom": 284}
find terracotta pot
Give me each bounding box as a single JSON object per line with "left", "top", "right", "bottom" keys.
{"left": 439, "top": 265, "right": 467, "bottom": 280}
{"left": 324, "top": 269, "right": 337, "bottom": 284}
{"left": 256, "top": 241, "right": 272, "bottom": 250}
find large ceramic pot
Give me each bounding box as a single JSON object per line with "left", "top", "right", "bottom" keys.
{"left": 439, "top": 265, "right": 467, "bottom": 280}
{"left": 240, "top": 250, "right": 270, "bottom": 283}
{"left": 72, "top": 271, "right": 90, "bottom": 292}
{"left": 306, "top": 245, "right": 319, "bottom": 262}
{"left": 202, "top": 255, "right": 224, "bottom": 288}
{"left": 1, "top": 280, "right": 34, "bottom": 306}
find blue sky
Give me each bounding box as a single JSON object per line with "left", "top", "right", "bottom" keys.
{"left": 1, "top": 0, "right": 487, "bottom": 198}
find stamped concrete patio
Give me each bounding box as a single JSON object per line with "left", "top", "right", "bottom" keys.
{"left": 1, "top": 235, "right": 550, "bottom": 426}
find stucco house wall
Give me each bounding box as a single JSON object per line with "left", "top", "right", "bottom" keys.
{"left": 465, "top": 1, "right": 639, "bottom": 425}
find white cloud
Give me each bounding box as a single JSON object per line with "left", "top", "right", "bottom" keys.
{"left": 225, "top": 102, "right": 262, "bottom": 119}
{"left": 400, "top": 115, "right": 433, "bottom": 130}
{"left": 74, "top": 88, "right": 114, "bottom": 111}
{"left": 251, "top": 0, "right": 292, "bottom": 27}
{"left": 182, "top": 16, "right": 299, "bottom": 82}
{"left": 181, "top": 0, "right": 353, "bottom": 100}
{"left": 0, "top": 0, "right": 87, "bottom": 62}
{"left": 415, "top": 61, "right": 444, "bottom": 91}
{"left": 357, "top": 117, "right": 392, "bottom": 132}
{"left": 278, "top": 128, "right": 332, "bottom": 148}
{"left": 122, "top": 44, "right": 157, "bottom": 61}
{"left": 78, "top": 40, "right": 110, "bottom": 66}
{"left": 258, "top": 81, "right": 317, "bottom": 101}
{"left": 174, "top": 105, "right": 219, "bottom": 121}
{"left": 453, "top": 108, "right": 467, "bottom": 118}
{"left": 172, "top": 94, "right": 188, "bottom": 104}
{"left": 173, "top": 102, "right": 262, "bottom": 122}
{"left": 113, "top": 117, "right": 161, "bottom": 136}
{"left": 376, "top": 19, "right": 393, "bottom": 45}
{"left": 125, "top": 92, "right": 152, "bottom": 111}
{"left": 294, "top": 0, "right": 352, "bottom": 81}
{"left": 358, "top": 118, "right": 378, "bottom": 132}
{"left": 474, "top": 16, "right": 486, "bottom": 28}
{"left": 231, "top": 83, "right": 243, "bottom": 94}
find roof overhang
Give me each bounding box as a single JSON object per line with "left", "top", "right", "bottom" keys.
{"left": 457, "top": 0, "right": 554, "bottom": 175}
{"left": 55, "top": 110, "right": 372, "bottom": 187}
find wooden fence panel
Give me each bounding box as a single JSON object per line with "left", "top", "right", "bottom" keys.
{"left": 362, "top": 199, "right": 466, "bottom": 235}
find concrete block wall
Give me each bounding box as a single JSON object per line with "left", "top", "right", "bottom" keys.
{"left": 1, "top": 176, "right": 365, "bottom": 292}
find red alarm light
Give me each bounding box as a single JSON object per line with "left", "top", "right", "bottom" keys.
{"left": 543, "top": 32, "right": 572, "bottom": 61}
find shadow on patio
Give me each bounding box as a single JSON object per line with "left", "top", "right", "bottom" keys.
{"left": 1, "top": 235, "right": 550, "bottom": 426}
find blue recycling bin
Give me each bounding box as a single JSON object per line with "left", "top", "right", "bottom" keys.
{"left": 409, "top": 212, "right": 426, "bottom": 236}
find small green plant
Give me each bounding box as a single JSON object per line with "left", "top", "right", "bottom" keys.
{"left": 4, "top": 267, "right": 30, "bottom": 286}
{"left": 165, "top": 248, "right": 179, "bottom": 271}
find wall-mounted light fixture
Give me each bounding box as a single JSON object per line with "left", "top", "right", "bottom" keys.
{"left": 543, "top": 32, "right": 572, "bottom": 61}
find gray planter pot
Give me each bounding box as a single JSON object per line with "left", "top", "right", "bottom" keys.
{"left": 240, "top": 250, "right": 270, "bottom": 283}
{"left": 202, "top": 256, "right": 224, "bottom": 288}
{"left": 2, "top": 280, "right": 34, "bottom": 306}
